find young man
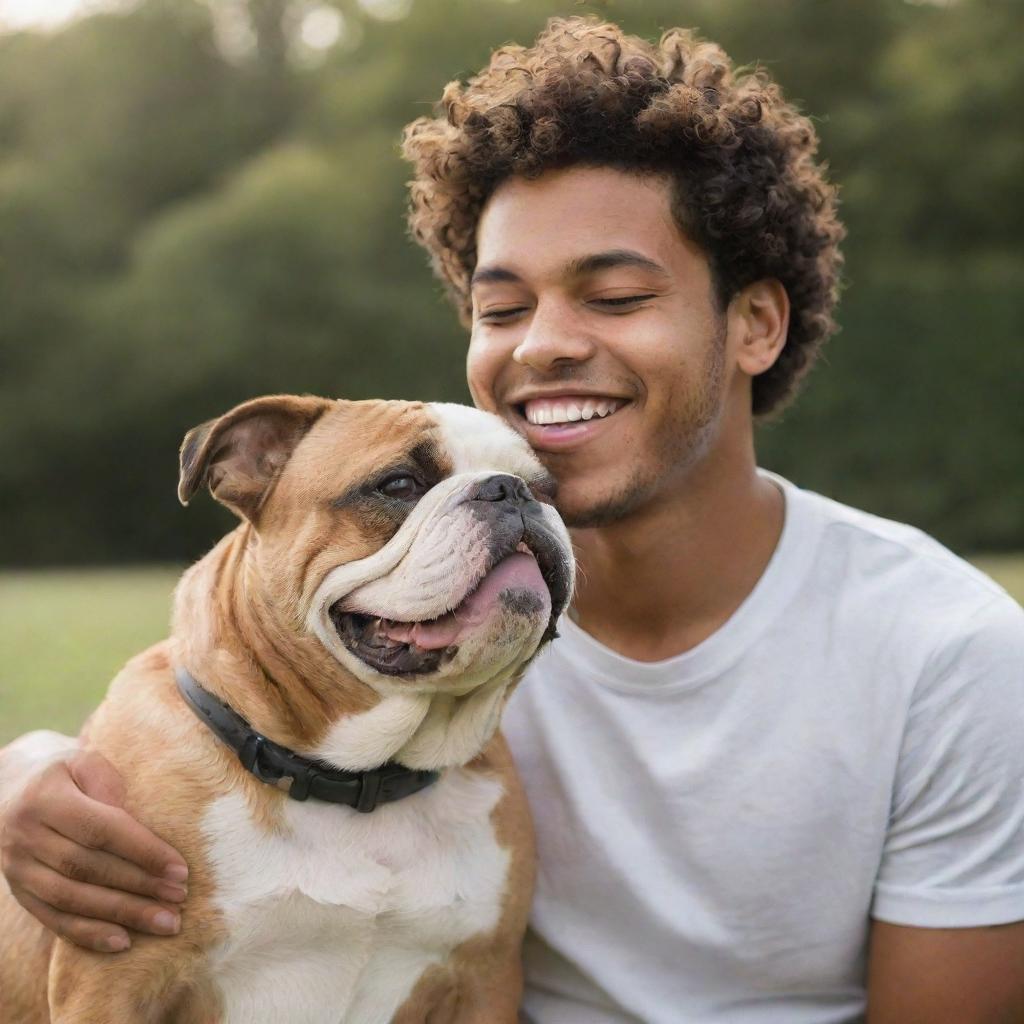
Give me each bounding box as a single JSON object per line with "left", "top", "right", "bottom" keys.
{"left": 3, "top": 17, "right": 1023, "bottom": 1023}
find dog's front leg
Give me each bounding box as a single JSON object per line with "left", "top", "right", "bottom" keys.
{"left": 392, "top": 956, "right": 523, "bottom": 1024}
{"left": 48, "top": 937, "right": 219, "bottom": 1024}
{"left": 444, "top": 959, "right": 523, "bottom": 1024}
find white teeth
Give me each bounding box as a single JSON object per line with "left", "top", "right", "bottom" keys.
{"left": 524, "top": 398, "right": 622, "bottom": 425}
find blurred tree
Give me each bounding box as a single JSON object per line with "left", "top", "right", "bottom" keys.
{"left": 757, "top": 0, "right": 1024, "bottom": 545}
{"left": 0, "top": 0, "right": 1020, "bottom": 565}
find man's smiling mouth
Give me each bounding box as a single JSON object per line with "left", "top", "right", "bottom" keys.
{"left": 520, "top": 396, "right": 627, "bottom": 426}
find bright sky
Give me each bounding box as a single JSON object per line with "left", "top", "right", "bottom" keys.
{"left": 0, "top": 0, "right": 115, "bottom": 30}
{"left": 0, "top": 0, "right": 950, "bottom": 34}
{"left": 0, "top": 0, "right": 379, "bottom": 39}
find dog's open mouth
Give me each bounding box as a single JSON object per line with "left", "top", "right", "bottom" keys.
{"left": 329, "top": 546, "right": 554, "bottom": 677}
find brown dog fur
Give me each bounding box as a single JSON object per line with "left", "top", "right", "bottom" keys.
{"left": 0, "top": 396, "right": 546, "bottom": 1023}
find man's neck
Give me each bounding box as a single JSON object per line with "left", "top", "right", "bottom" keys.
{"left": 568, "top": 449, "right": 785, "bottom": 663}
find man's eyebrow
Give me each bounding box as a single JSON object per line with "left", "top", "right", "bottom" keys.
{"left": 564, "top": 249, "right": 671, "bottom": 279}
{"left": 470, "top": 265, "right": 522, "bottom": 288}
{"left": 470, "top": 249, "right": 670, "bottom": 289}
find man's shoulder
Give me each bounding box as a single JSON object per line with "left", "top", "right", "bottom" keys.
{"left": 784, "top": 475, "right": 1010, "bottom": 607}
{"left": 780, "top": 475, "right": 1024, "bottom": 671}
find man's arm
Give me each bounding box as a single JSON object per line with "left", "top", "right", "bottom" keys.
{"left": 866, "top": 919, "right": 1024, "bottom": 1024}
{"left": 867, "top": 594, "right": 1024, "bottom": 1023}
{"left": 0, "top": 737, "right": 188, "bottom": 952}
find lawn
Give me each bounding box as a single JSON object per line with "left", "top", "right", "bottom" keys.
{"left": 0, "top": 567, "right": 181, "bottom": 744}
{"left": 2, "top": 557, "right": 1023, "bottom": 746}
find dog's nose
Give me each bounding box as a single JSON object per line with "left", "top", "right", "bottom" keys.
{"left": 470, "top": 474, "right": 533, "bottom": 506}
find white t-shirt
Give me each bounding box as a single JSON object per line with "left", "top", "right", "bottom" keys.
{"left": 504, "top": 473, "right": 1024, "bottom": 1024}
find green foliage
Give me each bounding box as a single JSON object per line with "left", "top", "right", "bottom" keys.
{"left": 0, "top": 0, "right": 1020, "bottom": 564}
{"left": 759, "top": 274, "right": 1024, "bottom": 546}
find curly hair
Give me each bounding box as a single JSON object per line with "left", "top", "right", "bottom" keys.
{"left": 401, "top": 17, "right": 844, "bottom": 416}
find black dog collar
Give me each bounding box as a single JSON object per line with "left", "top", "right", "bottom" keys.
{"left": 174, "top": 667, "right": 439, "bottom": 812}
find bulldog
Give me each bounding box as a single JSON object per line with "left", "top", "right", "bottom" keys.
{"left": 0, "top": 394, "right": 574, "bottom": 1024}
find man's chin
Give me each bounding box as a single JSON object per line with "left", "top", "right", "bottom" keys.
{"left": 555, "top": 477, "right": 654, "bottom": 529}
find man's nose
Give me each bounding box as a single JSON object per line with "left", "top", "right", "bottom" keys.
{"left": 512, "top": 302, "right": 596, "bottom": 371}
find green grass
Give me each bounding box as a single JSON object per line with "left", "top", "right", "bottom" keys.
{"left": 0, "top": 567, "right": 182, "bottom": 744}
{"left": 2, "top": 557, "right": 1023, "bottom": 746}
{"left": 971, "top": 554, "right": 1024, "bottom": 606}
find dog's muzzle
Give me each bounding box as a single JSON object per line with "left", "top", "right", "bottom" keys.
{"left": 329, "top": 474, "right": 571, "bottom": 677}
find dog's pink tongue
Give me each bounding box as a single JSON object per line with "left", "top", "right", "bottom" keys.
{"left": 379, "top": 553, "right": 549, "bottom": 651}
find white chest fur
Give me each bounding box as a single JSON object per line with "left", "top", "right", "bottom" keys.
{"left": 200, "top": 769, "right": 509, "bottom": 1024}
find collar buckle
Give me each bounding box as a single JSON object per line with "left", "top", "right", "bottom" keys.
{"left": 355, "top": 768, "right": 384, "bottom": 813}
{"left": 238, "top": 733, "right": 272, "bottom": 780}
{"left": 240, "top": 733, "right": 318, "bottom": 800}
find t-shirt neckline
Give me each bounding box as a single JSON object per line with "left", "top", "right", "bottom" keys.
{"left": 555, "top": 471, "right": 825, "bottom": 694}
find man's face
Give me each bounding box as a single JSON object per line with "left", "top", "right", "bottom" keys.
{"left": 467, "top": 165, "right": 733, "bottom": 528}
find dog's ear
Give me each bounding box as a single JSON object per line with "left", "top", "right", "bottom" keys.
{"left": 178, "top": 394, "right": 332, "bottom": 520}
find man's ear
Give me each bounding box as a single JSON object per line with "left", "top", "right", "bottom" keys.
{"left": 730, "top": 278, "right": 790, "bottom": 377}
{"left": 178, "top": 394, "right": 333, "bottom": 521}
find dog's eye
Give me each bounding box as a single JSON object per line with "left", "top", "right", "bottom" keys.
{"left": 376, "top": 474, "right": 425, "bottom": 501}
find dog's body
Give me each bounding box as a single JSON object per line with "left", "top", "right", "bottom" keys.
{"left": 0, "top": 396, "right": 573, "bottom": 1024}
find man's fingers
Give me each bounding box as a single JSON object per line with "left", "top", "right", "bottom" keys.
{"left": 68, "top": 749, "right": 126, "bottom": 808}
{"left": 32, "top": 826, "right": 187, "bottom": 904}
{"left": 53, "top": 799, "right": 188, "bottom": 882}
{"left": 65, "top": 750, "right": 188, "bottom": 879}
{"left": 30, "top": 763, "right": 188, "bottom": 882}
{"left": 15, "top": 890, "right": 133, "bottom": 954}
{"left": 1, "top": 747, "right": 189, "bottom": 954}
{"left": 11, "top": 859, "right": 182, "bottom": 937}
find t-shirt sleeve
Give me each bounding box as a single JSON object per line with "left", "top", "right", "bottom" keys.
{"left": 872, "top": 593, "right": 1024, "bottom": 927}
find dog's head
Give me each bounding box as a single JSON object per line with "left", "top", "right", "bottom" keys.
{"left": 179, "top": 394, "right": 574, "bottom": 709}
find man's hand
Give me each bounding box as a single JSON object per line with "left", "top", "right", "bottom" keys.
{"left": 0, "top": 738, "right": 189, "bottom": 953}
